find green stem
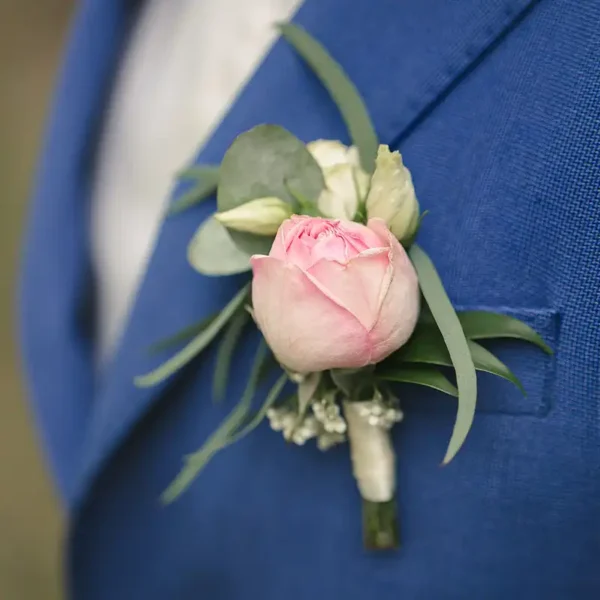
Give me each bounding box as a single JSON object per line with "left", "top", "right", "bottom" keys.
{"left": 362, "top": 498, "right": 399, "bottom": 550}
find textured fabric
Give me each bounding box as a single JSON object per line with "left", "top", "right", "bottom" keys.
{"left": 19, "top": 0, "right": 600, "bottom": 598}
{"left": 91, "top": 0, "right": 300, "bottom": 363}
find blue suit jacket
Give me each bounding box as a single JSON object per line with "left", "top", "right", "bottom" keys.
{"left": 20, "top": 0, "right": 600, "bottom": 598}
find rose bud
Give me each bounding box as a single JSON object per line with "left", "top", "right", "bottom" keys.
{"left": 250, "top": 216, "right": 420, "bottom": 374}
{"left": 214, "top": 197, "right": 293, "bottom": 236}
{"left": 366, "top": 145, "right": 420, "bottom": 244}
{"left": 307, "top": 140, "right": 370, "bottom": 220}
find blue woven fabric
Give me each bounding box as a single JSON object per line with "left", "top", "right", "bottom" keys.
{"left": 19, "top": 0, "right": 600, "bottom": 598}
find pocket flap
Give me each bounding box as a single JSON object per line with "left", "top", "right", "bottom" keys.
{"left": 401, "top": 306, "right": 559, "bottom": 416}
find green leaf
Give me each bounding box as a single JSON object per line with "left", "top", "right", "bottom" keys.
{"left": 170, "top": 166, "right": 220, "bottom": 215}
{"left": 409, "top": 244, "right": 477, "bottom": 465}
{"left": 467, "top": 340, "right": 525, "bottom": 394}
{"left": 278, "top": 23, "right": 379, "bottom": 173}
{"left": 457, "top": 311, "right": 553, "bottom": 354}
{"left": 148, "top": 314, "right": 216, "bottom": 355}
{"left": 187, "top": 217, "right": 251, "bottom": 276}
{"left": 177, "top": 164, "right": 220, "bottom": 182}
{"left": 135, "top": 284, "right": 250, "bottom": 388}
{"left": 217, "top": 124, "right": 324, "bottom": 254}
{"left": 330, "top": 366, "right": 375, "bottom": 400}
{"left": 228, "top": 373, "right": 289, "bottom": 444}
{"left": 161, "top": 340, "right": 269, "bottom": 504}
{"left": 377, "top": 366, "right": 458, "bottom": 397}
{"left": 213, "top": 309, "right": 251, "bottom": 402}
{"left": 395, "top": 326, "right": 524, "bottom": 393}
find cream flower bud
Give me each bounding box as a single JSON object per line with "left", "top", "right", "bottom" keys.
{"left": 366, "top": 145, "right": 420, "bottom": 243}
{"left": 214, "top": 197, "right": 292, "bottom": 236}
{"left": 307, "top": 139, "right": 370, "bottom": 220}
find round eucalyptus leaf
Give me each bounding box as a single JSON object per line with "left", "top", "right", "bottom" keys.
{"left": 187, "top": 217, "right": 251, "bottom": 276}
{"left": 228, "top": 230, "right": 275, "bottom": 256}
{"left": 217, "top": 124, "right": 325, "bottom": 212}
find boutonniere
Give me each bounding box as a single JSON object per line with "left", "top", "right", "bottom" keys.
{"left": 136, "top": 24, "right": 552, "bottom": 550}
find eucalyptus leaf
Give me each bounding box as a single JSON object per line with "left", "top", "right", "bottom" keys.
{"left": 148, "top": 314, "right": 216, "bottom": 355}
{"left": 409, "top": 244, "right": 477, "bottom": 465}
{"left": 177, "top": 164, "right": 220, "bottom": 182}
{"left": 457, "top": 311, "right": 552, "bottom": 354}
{"left": 395, "top": 325, "right": 524, "bottom": 393}
{"left": 278, "top": 23, "right": 379, "bottom": 173}
{"left": 217, "top": 124, "right": 324, "bottom": 254}
{"left": 161, "top": 340, "right": 269, "bottom": 504}
{"left": 377, "top": 366, "right": 458, "bottom": 397}
{"left": 188, "top": 217, "right": 251, "bottom": 276}
{"left": 135, "top": 284, "right": 250, "bottom": 388}
{"left": 213, "top": 309, "right": 251, "bottom": 402}
{"left": 170, "top": 166, "right": 220, "bottom": 215}
{"left": 217, "top": 124, "right": 324, "bottom": 212}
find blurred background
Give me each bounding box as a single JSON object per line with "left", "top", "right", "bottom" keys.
{"left": 0, "top": 1, "right": 75, "bottom": 598}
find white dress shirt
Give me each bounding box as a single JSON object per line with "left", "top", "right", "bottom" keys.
{"left": 91, "top": 0, "right": 301, "bottom": 364}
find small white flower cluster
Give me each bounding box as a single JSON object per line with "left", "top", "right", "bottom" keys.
{"left": 266, "top": 397, "right": 347, "bottom": 451}
{"left": 312, "top": 393, "right": 347, "bottom": 435}
{"left": 353, "top": 392, "right": 404, "bottom": 430}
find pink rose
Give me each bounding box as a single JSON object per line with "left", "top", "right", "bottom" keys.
{"left": 250, "top": 216, "right": 420, "bottom": 374}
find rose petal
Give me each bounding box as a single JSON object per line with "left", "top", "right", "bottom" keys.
{"left": 251, "top": 256, "right": 371, "bottom": 373}
{"left": 366, "top": 218, "right": 420, "bottom": 361}
{"left": 307, "top": 248, "right": 390, "bottom": 331}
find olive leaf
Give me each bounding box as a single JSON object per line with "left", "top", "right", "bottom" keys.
{"left": 227, "top": 373, "right": 289, "bottom": 445}
{"left": 213, "top": 309, "right": 251, "bottom": 402}
{"left": 279, "top": 23, "right": 379, "bottom": 173}
{"left": 170, "top": 166, "right": 220, "bottom": 215}
{"left": 394, "top": 325, "right": 525, "bottom": 393}
{"left": 161, "top": 340, "right": 269, "bottom": 504}
{"left": 148, "top": 314, "right": 217, "bottom": 355}
{"left": 457, "top": 311, "right": 553, "bottom": 354}
{"left": 376, "top": 366, "right": 458, "bottom": 397}
{"left": 135, "top": 284, "right": 250, "bottom": 388}
{"left": 409, "top": 244, "right": 477, "bottom": 465}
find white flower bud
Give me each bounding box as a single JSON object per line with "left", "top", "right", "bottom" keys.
{"left": 366, "top": 145, "right": 420, "bottom": 243}
{"left": 307, "top": 139, "right": 369, "bottom": 220}
{"left": 214, "top": 197, "right": 292, "bottom": 236}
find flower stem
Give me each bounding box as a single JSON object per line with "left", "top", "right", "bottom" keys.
{"left": 362, "top": 498, "right": 399, "bottom": 550}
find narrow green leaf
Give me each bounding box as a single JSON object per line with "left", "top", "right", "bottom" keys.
{"left": 212, "top": 309, "right": 251, "bottom": 401}
{"left": 278, "top": 23, "right": 379, "bottom": 173}
{"left": 468, "top": 341, "right": 525, "bottom": 394}
{"left": 161, "top": 341, "right": 269, "bottom": 503}
{"left": 148, "top": 314, "right": 216, "bottom": 355}
{"left": 409, "top": 244, "right": 477, "bottom": 464}
{"left": 457, "top": 311, "right": 553, "bottom": 354}
{"left": 188, "top": 217, "right": 251, "bottom": 276}
{"left": 330, "top": 366, "right": 375, "bottom": 401}
{"left": 377, "top": 366, "right": 458, "bottom": 397}
{"left": 170, "top": 166, "right": 220, "bottom": 215}
{"left": 135, "top": 284, "right": 250, "bottom": 388}
{"left": 395, "top": 326, "right": 525, "bottom": 394}
{"left": 228, "top": 373, "right": 289, "bottom": 444}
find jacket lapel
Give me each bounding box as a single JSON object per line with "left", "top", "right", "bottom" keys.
{"left": 19, "top": 0, "right": 139, "bottom": 502}
{"left": 69, "top": 0, "right": 541, "bottom": 507}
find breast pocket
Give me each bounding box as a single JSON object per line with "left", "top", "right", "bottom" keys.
{"left": 401, "top": 306, "right": 560, "bottom": 417}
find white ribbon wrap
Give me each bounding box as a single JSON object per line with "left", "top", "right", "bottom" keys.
{"left": 343, "top": 401, "right": 396, "bottom": 503}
